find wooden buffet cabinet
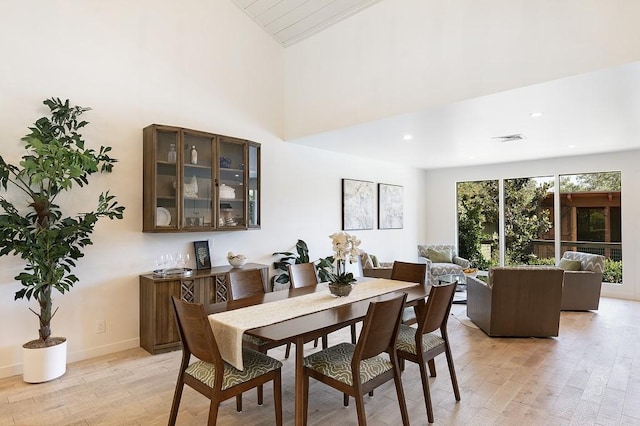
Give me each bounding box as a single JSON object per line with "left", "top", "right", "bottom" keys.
{"left": 139, "top": 263, "right": 269, "bottom": 354}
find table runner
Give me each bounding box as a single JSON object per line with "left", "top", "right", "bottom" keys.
{"left": 208, "top": 279, "right": 418, "bottom": 370}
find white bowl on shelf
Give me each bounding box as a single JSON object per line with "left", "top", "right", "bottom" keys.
{"left": 228, "top": 257, "right": 247, "bottom": 268}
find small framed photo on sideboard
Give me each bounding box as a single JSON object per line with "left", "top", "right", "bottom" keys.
{"left": 193, "top": 240, "right": 211, "bottom": 270}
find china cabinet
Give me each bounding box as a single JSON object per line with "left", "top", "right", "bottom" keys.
{"left": 139, "top": 263, "right": 269, "bottom": 354}
{"left": 143, "top": 124, "right": 261, "bottom": 232}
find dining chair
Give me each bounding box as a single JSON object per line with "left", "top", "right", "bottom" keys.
{"left": 289, "top": 262, "right": 359, "bottom": 346}
{"left": 395, "top": 281, "right": 460, "bottom": 423}
{"left": 390, "top": 260, "right": 427, "bottom": 326}
{"left": 286, "top": 263, "right": 324, "bottom": 356}
{"left": 168, "top": 296, "right": 283, "bottom": 426}
{"left": 302, "top": 293, "right": 410, "bottom": 426}
{"left": 226, "top": 269, "right": 291, "bottom": 406}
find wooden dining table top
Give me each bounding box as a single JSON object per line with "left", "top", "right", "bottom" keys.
{"left": 205, "top": 277, "right": 430, "bottom": 342}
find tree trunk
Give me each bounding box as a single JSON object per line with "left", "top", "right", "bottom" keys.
{"left": 38, "top": 285, "right": 52, "bottom": 343}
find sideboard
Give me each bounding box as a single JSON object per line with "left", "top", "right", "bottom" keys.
{"left": 139, "top": 263, "right": 269, "bottom": 354}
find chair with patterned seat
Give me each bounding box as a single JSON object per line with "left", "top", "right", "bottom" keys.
{"left": 395, "top": 281, "right": 460, "bottom": 424}
{"left": 226, "top": 269, "right": 291, "bottom": 407}
{"left": 302, "top": 293, "right": 409, "bottom": 426}
{"left": 390, "top": 260, "right": 427, "bottom": 326}
{"left": 168, "top": 296, "right": 283, "bottom": 426}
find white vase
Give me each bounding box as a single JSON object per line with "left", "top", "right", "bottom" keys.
{"left": 22, "top": 338, "right": 67, "bottom": 383}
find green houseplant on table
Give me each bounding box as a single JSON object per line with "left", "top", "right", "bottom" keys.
{"left": 0, "top": 98, "right": 125, "bottom": 383}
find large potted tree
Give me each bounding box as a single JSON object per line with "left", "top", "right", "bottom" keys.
{"left": 0, "top": 98, "right": 125, "bottom": 383}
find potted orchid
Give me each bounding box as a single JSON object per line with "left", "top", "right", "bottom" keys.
{"left": 327, "top": 231, "right": 361, "bottom": 296}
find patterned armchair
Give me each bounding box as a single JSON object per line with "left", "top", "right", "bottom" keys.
{"left": 559, "top": 251, "right": 605, "bottom": 311}
{"left": 417, "top": 244, "right": 471, "bottom": 286}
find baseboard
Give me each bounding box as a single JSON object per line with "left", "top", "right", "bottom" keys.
{"left": 0, "top": 338, "right": 140, "bottom": 380}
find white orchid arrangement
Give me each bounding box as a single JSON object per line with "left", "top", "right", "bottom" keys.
{"left": 328, "top": 231, "right": 361, "bottom": 285}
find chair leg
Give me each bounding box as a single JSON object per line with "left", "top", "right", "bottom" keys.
{"left": 285, "top": 343, "right": 291, "bottom": 359}
{"left": 392, "top": 360, "right": 410, "bottom": 426}
{"left": 207, "top": 399, "right": 220, "bottom": 425}
{"left": 418, "top": 358, "right": 435, "bottom": 423}
{"left": 321, "top": 334, "right": 328, "bottom": 349}
{"left": 444, "top": 345, "right": 461, "bottom": 401}
{"left": 236, "top": 394, "right": 242, "bottom": 412}
{"left": 350, "top": 324, "right": 357, "bottom": 344}
{"left": 258, "top": 384, "right": 264, "bottom": 405}
{"left": 168, "top": 380, "right": 185, "bottom": 426}
{"left": 313, "top": 338, "right": 319, "bottom": 348}
{"left": 343, "top": 393, "right": 349, "bottom": 406}
{"left": 354, "top": 393, "right": 368, "bottom": 426}
{"left": 274, "top": 370, "right": 283, "bottom": 426}
{"left": 428, "top": 359, "right": 437, "bottom": 377}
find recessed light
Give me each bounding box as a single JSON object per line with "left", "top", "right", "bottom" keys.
{"left": 529, "top": 112, "right": 543, "bottom": 118}
{"left": 568, "top": 145, "right": 576, "bottom": 149}
{"left": 403, "top": 134, "right": 413, "bottom": 141}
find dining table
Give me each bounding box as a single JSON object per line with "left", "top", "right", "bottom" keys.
{"left": 206, "top": 277, "right": 430, "bottom": 426}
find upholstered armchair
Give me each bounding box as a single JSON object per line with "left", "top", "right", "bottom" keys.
{"left": 559, "top": 251, "right": 605, "bottom": 311}
{"left": 359, "top": 250, "right": 393, "bottom": 279}
{"left": 417, "top": 244, "right": 471, "bottom": 286}
{"left": 466, "top": 266, "right": 564, "bottom": 337}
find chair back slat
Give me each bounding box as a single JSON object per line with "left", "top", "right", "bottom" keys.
{"left": 416, "top": 282, "right": 456, "bottom": 335}
{"left": 391, "top": 261, "right": 427, "bottom": 285}
{"left": 227, "top": 269, "right": 266, "bottom": 300}
{"left": 171, "top": 296, "right": 220, "bottom": 365}
{"left": 288, "top": 263, "right": 319, "bottom": 288}
{"left": 355, "top": 293, "right": 407, "bottom": 361}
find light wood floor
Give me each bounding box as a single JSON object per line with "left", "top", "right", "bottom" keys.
{"left": 2, "top": 297, "right": 640, "bottom": 425}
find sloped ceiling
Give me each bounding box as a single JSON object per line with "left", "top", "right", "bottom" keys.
{"left": 231, "top": 0, "right": 382, "bottom": 46}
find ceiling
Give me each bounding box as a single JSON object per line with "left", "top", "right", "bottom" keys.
{"left": 289, "top": 61, "right": 640, "bottom": 170}
{"left": 231, "top": 0, "right": 382, "bottom": 46}
{"left": 230, "top": 2, "right": 640, "bottom": 171}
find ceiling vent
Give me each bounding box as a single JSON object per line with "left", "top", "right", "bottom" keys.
{"left": 492, "top": 134, "right": 526, "bottom": 142}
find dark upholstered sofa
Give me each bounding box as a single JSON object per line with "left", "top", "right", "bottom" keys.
{"left": 466, "top": 266, "right": 564, "bottom": 337}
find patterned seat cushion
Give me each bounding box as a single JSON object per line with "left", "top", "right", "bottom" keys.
{"left": 303, "top": 342, "right": 392, "bottom": 386}
{"left": 395, "top": 324, "right": 444, "bottom": 355}
{"left": 243, "top": 333, "right": 270, "bottom": 347}
{"left": 185, "top": 348, "right": 282, "bottom": 390}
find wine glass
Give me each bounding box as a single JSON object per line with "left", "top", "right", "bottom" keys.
{"left": 180, "top": 253, "right": 190, "bottom": 269}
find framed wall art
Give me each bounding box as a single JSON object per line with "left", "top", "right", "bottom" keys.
{"left": 378, "top": 183, "right": 403, "bottom": 229}
{"left": 342, "top": 179, "right": 375, "bottom": 230}
{"left": 193, "top": 240, "right": 211, "bottom": 270}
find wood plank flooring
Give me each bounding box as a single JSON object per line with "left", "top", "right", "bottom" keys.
{"left": 2, "top": 297, "right": 640, "bottom": 425}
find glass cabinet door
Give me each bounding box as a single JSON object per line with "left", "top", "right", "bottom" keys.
{"left": 182, "top": 130, "right": 214, "bottom": 230}
{"left": 154, "top": 128, "right": 180, "bottom": 230}
{"left": 248, "top": 143, "right": 260, "bottom": 228}
{"left": 217, "top": 136, "right": 246, "bottom": 229}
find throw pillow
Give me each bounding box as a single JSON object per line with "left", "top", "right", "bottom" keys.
{"left": 370, "top": 254, "right": 380, "bottom": 267}
{"left": 360, "top": 253, "right": 374, "bottom": 269}
{"left": 427, "top": 247, "right": 452, "bottom": 264}
{"left": 559, "top": 258, "right": 582, "bottom": 271}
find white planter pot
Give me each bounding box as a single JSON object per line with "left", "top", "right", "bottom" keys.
{"left": 22, "top": 339, "right": 67, "bottom": 383}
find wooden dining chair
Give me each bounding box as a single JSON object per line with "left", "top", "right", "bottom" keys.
{"left": 302, "top": 293, "right": 410, "bottom": 426}
{"left": 390, "top": 260, "right": 427, "bottom": 326}
{"left": 395, "top": 281, "right": 460, "bottom": 423}
{"left": 226, "top": 268, "right": 292, "bottom": 407}
{"left": 168, "top": 296, "right": 283, "bottom": 426}
{"left": 288, "top": 262, "right": 359, "bottom": 345}
{"left": 286, "top": 263, "right": 323, "bottom": 356}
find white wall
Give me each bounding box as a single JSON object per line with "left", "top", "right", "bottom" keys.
{"left": 421, "top": 150, "right": 640, "bottom": 301}
{"left": 284, "top": 0, "right": 640, "bottom": 140}
{"left": 0, "top": 1, "right": 421, "bottom": 378}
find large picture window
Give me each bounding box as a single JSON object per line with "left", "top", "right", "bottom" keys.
{"left": 457, "top": 171, "right": 622, "bottom": 284}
